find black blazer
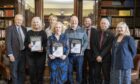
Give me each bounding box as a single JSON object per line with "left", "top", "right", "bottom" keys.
{"left": 87, "top": 28, "right": 98, "bottom": 62}
{"left": 6, "top": 25, "right": 27, "bottom": 58}
{"left": 92, "top": 29, "right": 114, "bottom": 62}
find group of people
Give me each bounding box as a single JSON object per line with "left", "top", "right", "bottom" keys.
{"left": 6, "top": 14, "right": 136, "bottom": 84}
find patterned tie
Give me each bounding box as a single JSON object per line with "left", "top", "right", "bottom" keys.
{"left": 17, "top": 28, "right": 24, "bottom": 50}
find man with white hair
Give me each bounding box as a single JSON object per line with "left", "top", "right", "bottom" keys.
{"left": 92, "top": 18, "right": 114, "bottom": 84}
{"left": 6, "top": 14, "right": 27, "bottom": 84}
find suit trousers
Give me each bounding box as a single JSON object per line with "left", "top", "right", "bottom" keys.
{"left": 94, "top": 62, "right": 111, "bottom": 84}
{"left": 82, "top": 49, "right": 94, "bottom": 84}
{"left": 10, "top": 50, "right": 26, "bottom": 84}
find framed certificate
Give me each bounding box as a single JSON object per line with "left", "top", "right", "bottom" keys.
{"left": 30, "top": 36, "right": 42, "bottom": 51}
{"left": 70, "top": 38, "right": 82, "bottom": 54}
{"left": 52, "top": 42, "right": 63, "bottom": 57}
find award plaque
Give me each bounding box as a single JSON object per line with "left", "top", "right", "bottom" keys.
{"left": 30, "top": 36, "right": 42, "bottom": 51}
{"left": 70, "top": 38, "right": 82, "bottom": 54}
{"left": 52, "top": 42, "right": 63, "bottom": 57}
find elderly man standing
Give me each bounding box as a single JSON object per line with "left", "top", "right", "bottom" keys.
{"left": 6, "top": 14, "right": 27, "bottom": 84}
{"left": 65, "top": 16, "right": 88, "bottom": 84}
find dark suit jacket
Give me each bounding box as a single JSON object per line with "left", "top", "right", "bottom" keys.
{"left": 88, "top": 28, "right": 98, "bottom": 62}
{"left": 6, "top": 25, "right": 27, "bottom": 58}
{"left": 92, "top": 29, "right": 114, "bottom": 63}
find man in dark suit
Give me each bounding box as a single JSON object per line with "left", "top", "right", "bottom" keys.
{"left": 92, "top": 18, "right": 114, "bottom": 84}
{"left": 6, "top": 14, "right": 27, "bottom": 84}
{"left": 82, "top": 17, "right": 98, "bottom": 84}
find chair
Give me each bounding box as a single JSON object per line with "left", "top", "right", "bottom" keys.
{"left": 0, "top": 43, "right": 11, "bottom": 81}
{"left": 0, "top": 62, "right": 10, "bottom": 80}
{"left": 131, "top": 54, "right": 140, "bottom": 82}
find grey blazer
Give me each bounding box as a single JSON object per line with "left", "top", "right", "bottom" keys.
{"left": 6, "top": 25, "right": 27, "bottom": 58}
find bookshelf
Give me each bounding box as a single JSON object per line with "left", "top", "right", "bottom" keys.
{"left": 134, "top": 0, "right": 140, "bottom": 53}
{"left": 98, "top": 0, "right": 140, "bottom": 53}
{"left": 0, "top": 5, "right": 15, "bottom": 41}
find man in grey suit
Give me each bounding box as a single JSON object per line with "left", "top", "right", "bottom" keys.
{"left": 6, "top": 14, "right": 27, "bottom": 84}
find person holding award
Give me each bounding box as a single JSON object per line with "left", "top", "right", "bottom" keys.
{"left": 65, "top": 16, "right": 88, "bottom": 84}
{"left": 24, "top": 17, "right": 47, "bottom": 84}
{"left": 47, "top": 22, "right": 69, "bottom": 84}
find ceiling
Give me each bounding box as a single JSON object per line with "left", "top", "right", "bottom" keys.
{"left": 25, "top": 0, "right": 94, "bottom": 9}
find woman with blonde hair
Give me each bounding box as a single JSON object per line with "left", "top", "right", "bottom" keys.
{"left": 45, "top": 15, "right": 58, "bottom": 38}
{"left": 47, "top": 21, "right": 69, "bottom": 84}
{"left": 24, "top": 17, "right": 47, "bottom": 84}
{"left": 110, "top": 22, "right": 136, "bottom": 84}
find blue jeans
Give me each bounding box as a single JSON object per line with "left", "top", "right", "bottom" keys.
{"left": 68, "top": 54, "right": 84, "bottom": 84}
{"left": 10, "top": 50, "right": 26, "bottom": 84}
{"left": 110, "top": 68, "right": 131, "bottom": 84}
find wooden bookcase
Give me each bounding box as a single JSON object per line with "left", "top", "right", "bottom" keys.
{"left": 98, "top": 0, "right": 140, "bottom": 53}
{"left": 0, "top": 5, "right": 15, "bottom": 43}
{"left": 134, "top": 0, "right": 140, "bottom": 53}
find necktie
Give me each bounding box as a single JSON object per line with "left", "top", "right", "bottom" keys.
{"left": 86, "top": 29, "right": 89, "bottom": 36}
{"left": 17, "top": 28, "right": 24, "bottom": 50}
{"left": 100, "top": 31, "right": 104, "bottom": 49}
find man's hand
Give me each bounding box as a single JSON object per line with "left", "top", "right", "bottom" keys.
{"left": 9, "top": 56, "right": 15, "bottom": 62}
{"left": 96, "top": 56, "right": 102, "bottom": 62}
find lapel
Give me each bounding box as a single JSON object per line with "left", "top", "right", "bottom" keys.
{"left": 13, "top": 25, "right": 20, "bottom": 42}
{"left": 21, "top": 26, "right": 26, "bottom": 35}
{"left": 90, "top": 28, "right": 93, "bottom": 42}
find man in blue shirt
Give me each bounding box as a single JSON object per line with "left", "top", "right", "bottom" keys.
{"left": 65, "top": 16, "right": 88, "bottom": 84}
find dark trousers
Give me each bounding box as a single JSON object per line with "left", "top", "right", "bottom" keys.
{"left": 10, "top": 50, "right": 26, "bottom": 84}
{"left": 28, "top": 54, "right": 46, "bottom": 84}
{"left": 94, "top": 62, "right": 111, "bottom": 84}
{"left": 82, "top": 49, "right": 94, "bottom": 84}
{"left": 68, "top": 54, "right": 84, "bottom": 84}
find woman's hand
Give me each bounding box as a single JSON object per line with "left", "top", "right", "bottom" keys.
{"left": 28, "top": 43, "right": 32, "bottom": 48}
{"left": 60, "top": 55, "right": 66, "bottom": 60}
{"left": 49, "top": 54, "right": 56, "bottom": 59}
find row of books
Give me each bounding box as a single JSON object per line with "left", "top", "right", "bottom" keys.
{"left": 135, "top": 18, "right": 140, "bottom": 27}
{"left": 100, "top": 9, "right": 133, "bottom": 16}
{"left": 111, "top": 18, "right": 134, "bottom": 27}
{"left": 108, "top": 29, "right": 134, "bottom": 36}
{"left": 100, "top": 0, "right": 134, "bottom": 7}
{"left": 0, "top": 20, "right": 13, "bottom": 28}
{"left": 0, "top": 30, "right": 5, "bottom": 38}
{"left": 100, "top": 1, "right": 121, "bottom": 7}
{"left": 135, "top": 40, "right": 139, "bottom": 48}
{"left": 0, "top": 10, "right": 14, "bottom": 17}
{"left": 135, "top": 28, "right": 140, "bottom": 38}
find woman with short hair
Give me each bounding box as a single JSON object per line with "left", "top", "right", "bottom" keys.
{"left": 47, "top": 22, "right": 69, "bottom": 84}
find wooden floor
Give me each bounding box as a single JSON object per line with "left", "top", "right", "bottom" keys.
{"left": 0, "top": 66, "right": 140, "bottom": 84}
